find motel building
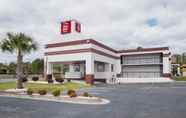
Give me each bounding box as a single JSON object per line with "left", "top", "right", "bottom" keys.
{"left": 44, "top": 20, "right": 173, "bottom": 84}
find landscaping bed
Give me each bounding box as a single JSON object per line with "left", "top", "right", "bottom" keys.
{"left": 0, "top": 89, "right": 109, "bottom": 105}
{"left": 0, "top": 81, "right": 109, "bottom": 105}
{"left": 0, "top": 81, "right": 90, "bottom": 92}
{"left": 0, "top": 92, "right": 109, "bottom": 105}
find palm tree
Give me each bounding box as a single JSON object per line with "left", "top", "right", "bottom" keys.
{"left": 0, "top": 32, "right": 38, "bottom": 89}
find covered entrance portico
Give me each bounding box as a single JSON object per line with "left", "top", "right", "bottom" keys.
{"left": 44, "top": 52, "right": 115, "bottom": 84}
{"left": 51, "top": 61, "right": 86, "bottom": 80}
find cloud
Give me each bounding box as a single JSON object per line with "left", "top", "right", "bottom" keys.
{"left": 0, "top": 0, "right": 186, "bottom": 62}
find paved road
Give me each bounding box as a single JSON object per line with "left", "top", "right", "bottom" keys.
{"left": 0, "top": 84, "right": 186, "bottom": 118}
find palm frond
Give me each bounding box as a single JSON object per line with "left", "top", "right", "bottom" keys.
{"left": 0, "top": 38, "right": 14, "bottom": 53}
{"left": 0, "top": 32, "right": 38, "bottom": 55}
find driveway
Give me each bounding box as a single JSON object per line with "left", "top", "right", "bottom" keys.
{"left": 0, "top": 83, "right": 186, "bottom": 118}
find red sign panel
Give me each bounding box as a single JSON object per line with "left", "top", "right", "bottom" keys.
{"left": 61, "top": 21, "right": 71, "bottom": 34}
{"left": 75, "top": 22, "right": 81, "bottom": 33}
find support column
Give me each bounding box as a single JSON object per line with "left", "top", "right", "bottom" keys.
{"left": 45, "top": 61, "right": 53, "bottom": 81}
{"left": 46, "top": 62, "right": 52, "bottom": 75}
{"left": 85, "top": 57, "right": 94, "bottom": 84}
{"left": 115, "top": 59, "right": 121, "bottom": 77}
{"left": 162, "top": 53, "right": 171, "bottom": 77}
{"left": 69, "top": 64, "right": 74, "bottom": 72}
{"left": 44, "top": 56, "right": 47, "bottom": 80}
{"left": 106, "top": 63, "right": 112, "bottom": 83}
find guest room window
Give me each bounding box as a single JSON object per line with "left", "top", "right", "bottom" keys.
{"left": 74, "top": 64, "right": 80, "bottom": 72}
{"left": 97, "top": 62, "right": 105, "bottom": 72}
{"left": 63, "top": 64, "right": 69, "bottom": 74}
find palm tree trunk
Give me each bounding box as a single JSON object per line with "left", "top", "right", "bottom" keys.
{"left": 16, "top": 50, "right": 23, "bottom": 89}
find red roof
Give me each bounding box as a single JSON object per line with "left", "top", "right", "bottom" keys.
{"left": 46, "top": 39, "right": 169, "bottom": 53}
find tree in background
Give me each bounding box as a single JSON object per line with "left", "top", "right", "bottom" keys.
{"left": 23, "top": 62, "right": 32, "bottom": 76}
{"left": 182, "top": 53, "right": 186, "bottom": 64}
{"left": 0, "top": 32, "right": 38, "bottom": 89}
{"left": 8, "top": 62, "right": 17, "bottom": 74}
{"left": 0, "top": 58, "right": 44, "bottom": 75}
{"left": 31, "top": 58, "right": 44, "bottom": 74}
{"left": 172, "top": 53, "right": 186, "bottom": 65}
{"left": 0, "top": 63, "right": 8, "bottom": 74}
{"left": 53, "top": 64, "right": 61, "bottom": 74}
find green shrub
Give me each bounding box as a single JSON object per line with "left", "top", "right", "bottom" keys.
{"left": 46, "top": 74, "right": 53, "bottom": 83}
{"left": 21, "top": 77, "right": 28, "bottom": 83}
{"left": 67, "top": 89, "right": 77, "bottom": 98}
{"left": 55, "top": 78, "right": 64, "bottom": 83}
{"left": 32, "top": 76, "right": 39, "bottom": 81}
{"left": 27, "top": 88, "right": 33, "bottom": 95}
{"left": 38, "top": 89, "right": 47, "bottom": 95}
{"left": 81, "top": 92, "right": 93, "bottom": 97}
{"left": 52, "top": 89, "right": 61, "bottom": 97}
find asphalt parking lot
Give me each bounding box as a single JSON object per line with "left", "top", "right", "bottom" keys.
{"left": 1, "top": 83, "right": 186, "bottom": 118}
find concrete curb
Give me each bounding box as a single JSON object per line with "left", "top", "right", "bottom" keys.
{"left": 0, "top": 94, "right": 110, "bottom": 105}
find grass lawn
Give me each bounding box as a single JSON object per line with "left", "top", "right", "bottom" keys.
{"left": 0, "top": 81, "right": 16, "bottom": 91}
{"left": 173, "top": 76, "right": 186, "bottom": 81}
{"left": 0, "top": 81, "right": 90, "bottom": 92}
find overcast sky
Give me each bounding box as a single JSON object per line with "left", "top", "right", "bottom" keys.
{"left": 0, "top": 0, "right": 186, "bottom": 63}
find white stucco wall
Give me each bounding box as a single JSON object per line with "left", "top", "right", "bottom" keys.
{"left": 85, "top": 54, "right": 94, "bottom": 74}
{"left": 46, "top": 44, "right": 91, "bottom": 52}
{"left": 91, "top": 44, "right": 118, "bottom": 57}
{"left": 47, "top": 52, "right": 89, "bottom": 62}
{"left": 92, "top": 53, "right": 119, "bottom": 79}
{"left": 163, "top": 56, "right": 171, "bottom": 74}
